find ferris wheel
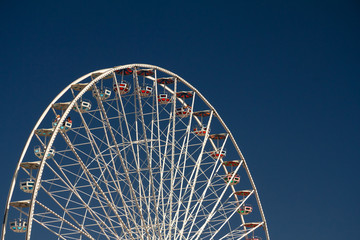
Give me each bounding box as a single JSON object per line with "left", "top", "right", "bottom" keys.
{"left": 1, "top": 64, "right": 270, "bottom": 240}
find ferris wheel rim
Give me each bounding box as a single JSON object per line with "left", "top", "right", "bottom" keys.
{"left": 2, "top": 63, "right": 269, "bottom": 240}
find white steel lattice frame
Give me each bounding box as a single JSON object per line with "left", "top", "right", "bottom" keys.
{"left": 1, "top": 64, "right": 270, "bottom": 240}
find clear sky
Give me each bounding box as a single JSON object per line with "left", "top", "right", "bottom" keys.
{"left": 1, "top": 0, "right": 359, "bottom": 239}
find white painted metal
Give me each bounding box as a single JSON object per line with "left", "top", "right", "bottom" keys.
{"left": 1, "top": 64, "right": 269, "bottom": 240}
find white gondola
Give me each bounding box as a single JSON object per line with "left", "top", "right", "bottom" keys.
{"left": 73, "top": 100, "right": 91, "bottom": 113}
{"left": 138, "top": 86, "right": 153, "bottom": 97}
{"left": 158, "top": 94, "right": 171, "bottom": 104}
{"left": 19, "top": 179, "right": 35, "bottom": 193}
{"left": 34, "top": 146, "right": 55, "bottom": 159}
{"left": 9, "top": 218, "right": 27, "bottom": 233}
{"left": 210, "top": 149, "right": 226, "bottom": 159}
{"left": 176, "top": 106, "right": 192, "bottom": 118}
{"left": 92, "top": 88, "right": 111, "bottom": 100}
{"left": 113, "top": 80, "right": 131, "bottom": 95}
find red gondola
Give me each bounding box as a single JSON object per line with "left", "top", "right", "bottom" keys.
{"left": 176, "top": 106, "right": 192, "bottom": 118}
{"left": 237, "top": 204, "right": 253, "bottom": 215}
{"left": 224, "top": 172, "right": 240, "bottom": 185}
{"left": 158, "top": 94, "right": 171, "bottom": 104}
{"left": 210, "top": 149, "right": 226, "bottom": 159}
{"left": 113, "top": 80, "right": 131, "bottom": 95}
{"left": 138, "top": 86, "right": 153, "bottom": 97}
{"left": 193, "top": 126, "right": 209, "bottom": 136}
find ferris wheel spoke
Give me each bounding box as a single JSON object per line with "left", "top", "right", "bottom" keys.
{"left": 172, "top": 148, "right": 212, "bottom": 237}
{"left": 210, "top": 190, "right": 254, "bottom": 240}
{"left": 95, "top": 79, "right": 156, "bottom": 239}
{"left": 73, "top": 100, "right": 144, "bottom": 236}
{"left": 185, "top": 154, "right": 228, "bottom": 239}
{"left": 120, "top": 111, "right": 154, "bottom": 234}
{"left": 30, "top": 210, "right": 68, "bottom": 240}
{"left": 152, "top": 72, "right": 168, "bottom": 239}
{"left": 151, "top": 70, "right": 165, "bottom": 237}
{"left": 34, "top": 134, "right": 47, "bottom": 149}
{"left": 169, "top": 138, "right": 221, "bottom": 200}
{"left": 177, "top": 173, "right": 224, "bottom": 231}
{"left": 133, "top": 71, "right": 163, "bottom": 239}
{"left": 74, "top": 113, "right": 113, "bottom": 148}
{"left": 166, "top": 91, "right": 196, "bottom": 238}
{"left": 36, "top": 177, "right": 93, "bottom": 238}
{"left": 95, "top": 109, "right": 142, "bottom": 236}
{"left": 177, "top": 111, "right": 213, "bottom": 240}
{"left": 50, "top": 167, "right": 122, "bottom": 239}
{"left": 177, "top": 134, "right": 212, "bottom": 199}
{"left": 35, "top": 200, "right": 94, "bottom": 240}
{"left": 92, "top": 87, "right": 148, "bottom": 239}
{"left": 74, "top": 103, "right": 118, "bottom": 186}
{"left": 19, "top": 167, "right": 92, "bottom": 239}
{"left": 192, "top": 155, "right": 243, "bottom": 240}
{"left": 163, "top": 78, "right": 177, "bottom": 239}
{"left": 58, "top": 131, "right": 134, "bottom": 239}
{"left": 155, "top": 110, "right": 174, "bottom": 239}
{"left": 113, "top": 73, "right": 154, "bottom": 239}
{"left": 37, "top": 161, "right": 115, "bottom": 239}
{"left": 77, "top": 157, "right": 131, "bottom": 239}
{"left": 183, "top": 134, "right": 230, "bottom": 235}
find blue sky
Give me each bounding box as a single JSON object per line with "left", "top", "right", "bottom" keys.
{"left": 1, "top": 0, "right": 359, "bottom": 239}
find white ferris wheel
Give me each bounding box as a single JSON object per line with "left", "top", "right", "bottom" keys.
{"left": 1, "top": 64, "right": 270, "bottom": 240}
